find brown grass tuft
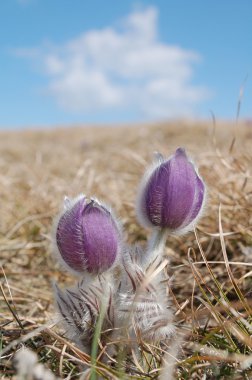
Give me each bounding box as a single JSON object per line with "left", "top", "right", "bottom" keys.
{"left": 1, "top": 120, "right": 252, "bottom": 379}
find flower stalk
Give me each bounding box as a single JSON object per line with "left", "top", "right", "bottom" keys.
{"left": 143, "top": 228, "right": 167, "bottom": 268}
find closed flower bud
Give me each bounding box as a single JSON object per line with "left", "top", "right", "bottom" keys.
{"left": 137, "top": 148, "right": 205, "bottom": 233}
{"left": 53, "top": 195, "right": 121, "bottom": 274}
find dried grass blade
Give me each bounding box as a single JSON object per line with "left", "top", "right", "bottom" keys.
{"left": 218, "top": 204, "right": 252, "bottom": 317}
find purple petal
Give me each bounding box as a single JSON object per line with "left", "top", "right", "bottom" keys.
{"left": 162, "top": 148, "right": 197, "bottom": 229}
{"left": 143, "top": 148, "right": 205, "bottom": 230}
{"left": 81, "top": 204, "right": 118, "bottom": 273}
{"left": 56, "top": 198, "right": 119, "bottom": 273}
{"left": 182, "top": 175, "right": 205, "bottom": 227}
{"left": 56, "top": 198, "right": 87, "bottom": 272}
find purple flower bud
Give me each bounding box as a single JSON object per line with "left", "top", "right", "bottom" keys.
{"left": 137, "top": 148, "right": 205, "bottom": 233}
{"left": 54, "top": 195, "right": 121, "bottom": 274}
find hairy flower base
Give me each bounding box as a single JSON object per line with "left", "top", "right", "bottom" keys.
{"left": 119, "top": 293, "right": 175, "bottom": 342}
{"left": 119, "top": 246, "right": 175, "bottom": 343}
{"left": 54, "top": 277, "right": 114, "bottom": 352}
{"left": 54, "top": 244, "right": 175, "bottom": 357}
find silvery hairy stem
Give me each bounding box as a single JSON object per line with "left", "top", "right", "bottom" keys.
{"left": 143, "top": 227, "right": 167, "bottom": 269}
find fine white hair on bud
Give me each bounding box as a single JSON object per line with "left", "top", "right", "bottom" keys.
{"left": 52, "top": 194, "right": 122, "bottom": 275}
{"left": 137, "top": 148, "right": 206, "bottom": 235}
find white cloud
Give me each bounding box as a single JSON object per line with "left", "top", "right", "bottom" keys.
{"left": 17, "top": 6, "right": 210, "bottom": 119}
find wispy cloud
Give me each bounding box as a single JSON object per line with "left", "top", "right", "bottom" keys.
{"left": 14, "top": 6, "right": 210, "bottom": 119}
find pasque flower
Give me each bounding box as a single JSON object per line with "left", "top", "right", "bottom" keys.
{"left": 54, "top": 195, "right": 121, "bottom": 274}
{"left": 50, "top": 147, "right": 207, "bottom": 358}
{"left": 137, "top": 148, "right": 205, "bottom": 233}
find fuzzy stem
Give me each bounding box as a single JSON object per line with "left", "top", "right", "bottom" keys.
{"left": 143, "top": 228, "right": 167, "bottom": 268}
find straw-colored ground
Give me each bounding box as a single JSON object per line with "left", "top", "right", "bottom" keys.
{"left": 1, "top": 120, "right": 252, "bottom": 379}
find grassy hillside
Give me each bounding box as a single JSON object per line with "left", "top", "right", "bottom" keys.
{"left": 1, "top": 120, "right": 252, "bottom": 379}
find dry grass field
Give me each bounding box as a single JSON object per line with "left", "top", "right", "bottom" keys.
{"left": 1, "top": 120, "right": 252, "bottom": 379}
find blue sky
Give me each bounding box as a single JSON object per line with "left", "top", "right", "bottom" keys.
{"left": 0, "top": 0, "right": 251, "bottom": 128}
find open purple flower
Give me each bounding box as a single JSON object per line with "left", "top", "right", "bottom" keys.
{"left": 137, "top": 148, "right": 206, "bottom": 233}
{"left": 54, "top": 195, "right": 121, "bottom": 274}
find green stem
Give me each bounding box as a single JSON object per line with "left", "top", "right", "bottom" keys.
{"left": 90, "top": 288, "right": 107, "bottom": 380}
